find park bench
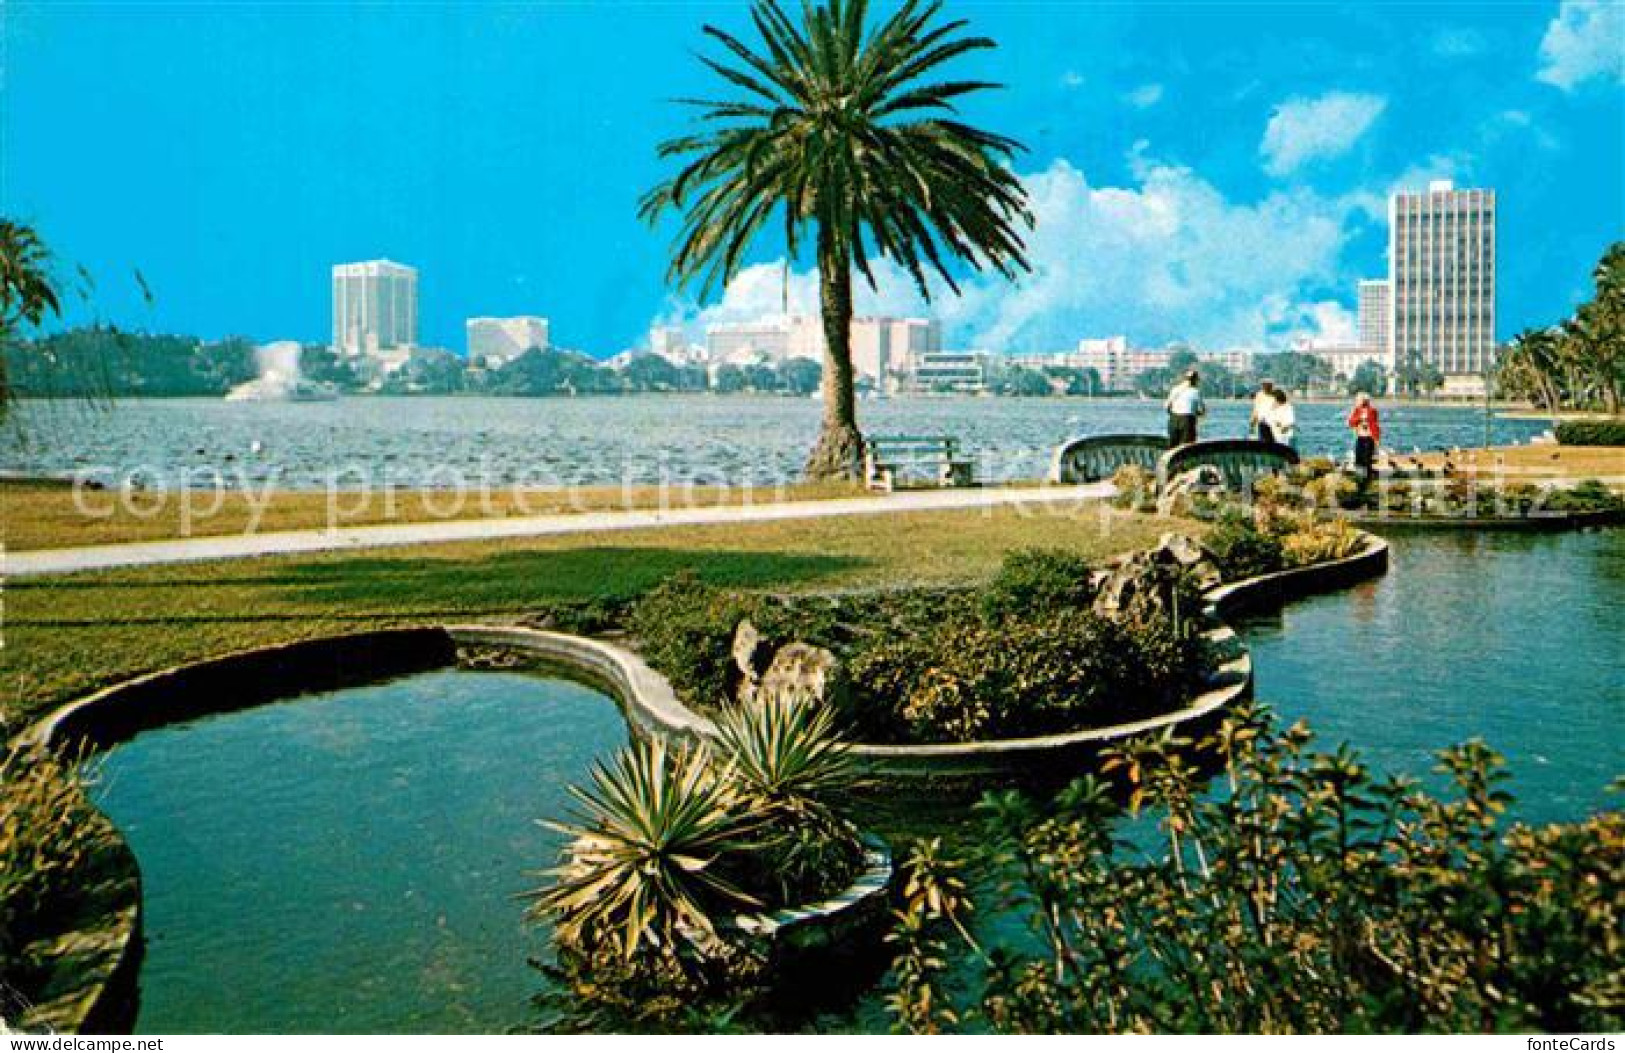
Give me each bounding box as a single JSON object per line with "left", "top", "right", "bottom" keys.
{"left": 864, "top": 434, "right": 975, "bottom": 492}
{"left": 1156, "top": 438, "right": 1299, "bottom": 492}
{"left": 1049, "top": 433, "right": 1169, "bottom": 484}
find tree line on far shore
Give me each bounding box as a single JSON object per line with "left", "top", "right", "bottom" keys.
{"left": 1498, "top": 242, "right": 1623, "bottom": 415}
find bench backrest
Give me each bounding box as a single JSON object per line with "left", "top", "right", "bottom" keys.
{"left": 1049, "top": 433, "right": 1168, "bottom": 483}
{"left": 1156, "top": 439, "right": 1299, "bottom": 492}
{"left": 866, "top": 435, "right": 959, "bottom": 458}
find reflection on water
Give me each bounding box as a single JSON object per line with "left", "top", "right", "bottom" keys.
{"left": 1237, "top": 528, "right": 1625, "bottom": 824}
{"left": 95, "top": 668, "right": 627, "bottom": 1034}
{"left": 4, "top": 395, "right": 1547, "bottom": 489}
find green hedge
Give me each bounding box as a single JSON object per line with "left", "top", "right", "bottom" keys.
{"left": 1555, "top": 419, "right": 1625, "bottom": 446}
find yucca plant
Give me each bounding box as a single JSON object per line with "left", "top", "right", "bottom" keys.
{"left": 712, "top": 697, "right": 857, "bottom": 809}
{"left": 528, "top": 737, "right": 762, "bottom": 965}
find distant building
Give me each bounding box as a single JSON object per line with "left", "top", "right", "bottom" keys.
{"left": 1314, "top": 345, "right": 1390, "bottom": 385}
{"left": 904, "top": 350, "right": 988, "bottom": 393}
{"left": 1389, "top": 180, "right": 1496, "bottom": 396}
{"left": 648, "top": 325, "right": 701, "bottom": 364}
{"left": 706, "top": 315, "right": 824, "bottom": 365}
{"left": 850, "top": 316, "right": 942, "bottom": 383}
{"left": 1196, "top": 348, "right": 1256, "bottom": 375}
{"left": 1357, "top": 279, "right": 1392, "bottom": 358}
{"left": 466, "top": 316, "right": 549, "bottom": 367}
{"left": 1065, "top": 337, "right": 1171, "bottom": 391}
{"left": 332, "top": 260, "right": 417, "bottom": 363}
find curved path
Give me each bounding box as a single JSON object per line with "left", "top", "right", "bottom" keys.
{"left": 3, "top": 482, "right": 1111, "bottom": 578}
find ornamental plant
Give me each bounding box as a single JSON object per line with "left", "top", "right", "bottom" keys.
{"left": 885, "top": 703, "right": 1624, "bottom": 1035}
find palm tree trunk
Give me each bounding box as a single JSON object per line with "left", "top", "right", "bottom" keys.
{"left": 805, "top": 227, "right": 862, "bottom": 480}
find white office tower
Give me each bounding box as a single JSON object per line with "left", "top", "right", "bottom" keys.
{"left": 1389, "top": 181, "right": 1496, "bottom": 396}
{"left": 1357, "top": 279, "right": 1391, "bottom": 357}
{"left": 850, "top": 317, "right": 942, "bottom": 383}
{"left": 332, "top": 260, "right": 418, "bottom": 360}
{"left": 466, "top": 316, "right": 550, "bottom": 366}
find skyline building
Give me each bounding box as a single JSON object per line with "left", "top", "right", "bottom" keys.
{"left": 1357, "top": 279, "right": 1392, "bottom": 357}
{"left": 466, "top": 315, "right": 549, "bottom": 366}
{"left": 1388, "top": 180, "right": 1496, "bottom": 396}
{"left": 332, "top": 260, "right": 418, "bottom": 361}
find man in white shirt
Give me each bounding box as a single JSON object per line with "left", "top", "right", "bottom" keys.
{"left": 1249, "top": 379, "right": 1278, "bottom": 443}
{"left": 1163, "top": 370, "right": 1206, "bottom": 447}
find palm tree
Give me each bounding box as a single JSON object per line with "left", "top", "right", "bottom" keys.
{"left": 0, "top": 219, "right": 63, "bottom": 419}
{"left": 640, "top": 0, "right": 1033, "bottom": 478}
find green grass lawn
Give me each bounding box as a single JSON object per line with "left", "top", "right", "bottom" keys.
{"left": 1, "top": 502, "right": 1190, "bottom": 729}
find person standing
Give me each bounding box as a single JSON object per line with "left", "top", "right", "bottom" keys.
{"left": 1250, "top": 379, "right": 1278, "bottom": 443}
{"left": 1347, "top": 391, "right": 1382, "bottom": 482}
{"left": 1267, "top": 388, "right": 1297, "bottom": 448}
{"left": 1164, "top": 369, "right": 1206, "bottom": 447}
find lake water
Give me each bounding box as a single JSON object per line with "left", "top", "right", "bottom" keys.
{"left": 5, "top": 396, "right": 1545, "bottom": 489}
{"left": 91, "top": 530, "right": 1623, "bottom": 1033}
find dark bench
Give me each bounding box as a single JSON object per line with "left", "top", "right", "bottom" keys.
{"left": 864, "top": 435, "right": 974, "bottom": 492}
{"left": 1156, "top": 439, "right": 1299, "bottom": 492}
{"left": 1049, "top": 433, "right": 1169, "bottom": 484}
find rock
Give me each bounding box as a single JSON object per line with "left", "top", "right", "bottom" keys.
{"left": 1092, "top": 533, "right": 1219, "bottom": 624}
{"left": 1156, "top": 465, "right": 1225, "bottom": 517}
{"left": 756, "top": 642, "right": 850, "bottom": 712}
{"left": 732, "top": 620, "right": 773, "bottom": 678}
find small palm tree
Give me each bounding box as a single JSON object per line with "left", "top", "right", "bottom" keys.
{"left": 641, "top": 0, "right": 1033, "bottom": 478}
{"left": 0, "top": 219, "right": 64, "bottom": 420}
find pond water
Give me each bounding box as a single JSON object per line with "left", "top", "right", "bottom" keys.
{"left": 92, "top": 530, "right": 1621, "bottom": 1033}
{"left": 94, "top": 668, "right": 627, "bottom": 1034}
{"left": 1239, "top": 528, "right": 1625, "bottom": 826}
{"left": 5, "top": 395, "right": 1544, "bottom": 489}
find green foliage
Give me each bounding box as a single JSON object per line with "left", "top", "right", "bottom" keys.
{"left": 4, "top": 326, "right": 258, "bottom": 399}
{"left": 1203, "top": 508, "right": 1286, "bottom": 580}
{"left": 1555, "top": 419, "right": 1625, "bottom": 446}
{"left": 531, "top": 699, "right": 863, "bottom": 1028}
{"left": 1110, "top": 464, "right": 1156, "bottom": 511}
{"left": 1497, "top": 243, "right": 1624, "bottom": 413}
{"left": 849, "top": 610, "right": 1205, "bottom": 744}
{"left": 979, "top": 548, "right": 1097, "bottom": 622}
{"left": 1279, "top": 517, "right": 1366, "bottom": 567}
{"left": 628, "top": 572, "right": 768, "bottom": 706}
{"left": 887, "top": 705, "right": 1625, "bottom": 1034}
{"left": 1543, "top": 478, "right": 1625, "bottom": 514}
{"left": 0, "top": 746, "right": 102, "bottom": 985}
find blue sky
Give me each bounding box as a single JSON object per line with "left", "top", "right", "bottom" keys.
{"left": 6, "top": 1, "right": 1622, "bottom": 355}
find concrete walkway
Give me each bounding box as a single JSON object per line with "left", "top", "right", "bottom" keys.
{"left": 3, "top": 483, "right": 1113, "bottom": 578}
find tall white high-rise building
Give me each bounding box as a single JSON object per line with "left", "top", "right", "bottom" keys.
{"left": 466, "top": 316, "right": 549, "bottom": 366}
{"left": 1357, "top": 279, "right": 1391, "bottom": 356}
{"left": 1389, "top": 181, "right": 1496, "bottom": 396}
{"left": 332, "top": 260, "right": 418, "bottom": 358}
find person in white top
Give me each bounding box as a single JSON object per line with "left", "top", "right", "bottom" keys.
{"left": 1163, "top": 370, "right": 1206, "bottom": 447}
{"left": 1266, "top": 388, "right": 1297, "bottom": 448}
{"left": 1249, "top": 379, "right": 1278, "bottom": 443}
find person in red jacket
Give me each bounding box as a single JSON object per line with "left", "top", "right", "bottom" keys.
{"left": 1347, "top": 392, "right": 1382, "bottom": 483}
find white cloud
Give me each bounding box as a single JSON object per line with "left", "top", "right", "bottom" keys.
{"left": 1124, "top": 83, "right": 1164, "bottom": 108}
{"left": 654, "top": 152, "right": 1371, "bottom": 354}
{"left": 1536, "top": 0, "right": 1625, "bottom": 90}
{"left": 1060, "top": 70, "right": 1085, "bottom": 89}
{"left": 1260, "top": 91, "right": 1388, "bottom": 176}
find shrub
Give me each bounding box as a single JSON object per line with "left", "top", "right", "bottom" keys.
{"left": 854, "top": 611, "right": 1206, "bottom": 744}
{"left": 1301, "top": 471, "right": 1365, "bottom": 511}
{"left": 531, "top": 703, "right": 864, "bottom": 1027}
{"left": 627, "top": 572, "right": 765, "bottom": 706}
{"left": 980, "top": 548, "right": 1097, "bottom": 622}
{"left": 1555, "top": 419, "right": 1625, "bottom": 446}
{"left": 1109, "top": 464, "right": 1155, "bottom": 511}
{"left": 0, "top": 746, "right": 103, "bottom": 988}
{"left": 888, "top": 705, "right": 1625, "bottom": 1035}
{"left": 1280, "top": 518, "right": 1366, "bottom": 567}
{"left": 1204, "top": 509, "right": 1286, "bottom": 581}
{"left": 1544, "top": 478, "right": 1625, "bottom": 514}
